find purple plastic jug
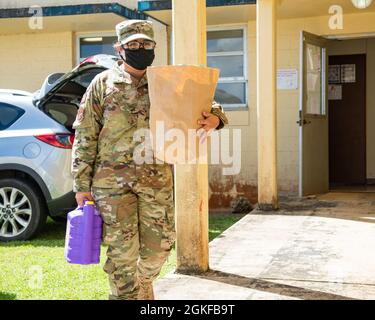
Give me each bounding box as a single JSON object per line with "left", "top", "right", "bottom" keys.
{"left": 64, "top": 201, "right": 103, "bottom": 265}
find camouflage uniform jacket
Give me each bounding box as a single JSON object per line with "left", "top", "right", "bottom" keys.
{"left": 71, "top": 60, "right": 228, "bottom": 193}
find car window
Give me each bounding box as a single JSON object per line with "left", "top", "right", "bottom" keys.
{"left": 72, "top": 68, "right": 105, "bottom": 88}
{"left": 0, "top": 103, "right": 25, "bottom": 130}
{"left": 44, "top": 102, "right": 78, "bottom": 130}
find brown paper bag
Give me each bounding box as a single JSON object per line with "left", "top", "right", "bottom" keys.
{"left": 147, "top": 65, "right": 219, "bottom": 164}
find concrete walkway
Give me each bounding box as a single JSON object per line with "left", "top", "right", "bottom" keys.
{"left": 155, "top": 193, "right": 375, "bottom": 300}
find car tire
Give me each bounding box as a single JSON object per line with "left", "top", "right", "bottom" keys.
{"left": 0, "top": 178, "right": 47, "bottom": 241}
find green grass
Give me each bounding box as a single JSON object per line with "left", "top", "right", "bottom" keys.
{"left": 0, "top": 213, "right": 245, "bottom": 300}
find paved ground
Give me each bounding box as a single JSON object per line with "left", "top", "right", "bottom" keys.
{"left": 155, "top": 192, "right": 375, "bottom": 300}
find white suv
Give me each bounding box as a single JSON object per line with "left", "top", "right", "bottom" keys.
{"left": 0, "top": 54, "right": 117, "bottom": 241}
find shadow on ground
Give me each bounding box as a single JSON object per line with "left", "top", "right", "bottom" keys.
{"left": 196, "top": 270, "right": 356, "bottom": 300}
{"left": 254, "top": 193, "right": 375, "bottom": 224}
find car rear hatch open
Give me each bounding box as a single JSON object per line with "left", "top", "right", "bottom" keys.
{"left": 33, "top": 54, "right": 118, "bottom": 131}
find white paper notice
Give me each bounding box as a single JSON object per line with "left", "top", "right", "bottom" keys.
{"left": 341, "top": 64, "right": 356, "bottom": 83}
{"left": 277, "top": 69, "right": 298, "bottom": 90}
{"left": 329, "top": 65, "right": 341, "bottom": 84}
{"left": 328, "top": 84, "right": 342, "bottom": 100}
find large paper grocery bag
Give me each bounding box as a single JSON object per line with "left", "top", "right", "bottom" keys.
{"left": 147, "top": 65, "right": 219, "bottom": 164}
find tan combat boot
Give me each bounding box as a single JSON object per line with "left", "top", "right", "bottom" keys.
{"left": 138, "top": 280, "right": 155, "bottom": 300}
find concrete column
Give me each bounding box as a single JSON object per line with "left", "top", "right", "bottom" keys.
{"left": 172, "top": 0, "right": 209, "bottom": 273}
{"left": 257, "top": 0, "right": 279, "bottom": 210}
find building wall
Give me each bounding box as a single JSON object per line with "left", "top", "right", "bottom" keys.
{"left": 0, "top": 20, "right": 167, "bottom": 92}
{"left": 0, "top": 0, "right": 138, "bottom": 10}
{"left": 0, "top": 32, "right": 74, "bottom": 92}
{"left": 208, "top": 23, "right": 259, "bottom": 209}
{"left": 149, "top": 17, "right": 168, "bottom": 67}
{"left": 210, "top": 10, "right": 375, "bottom": 209}
{"left": 209, "top": 19, "right": 300, "bottom": 209}
{"left": 2, "top": 4, "right": 375, "bottom": 208}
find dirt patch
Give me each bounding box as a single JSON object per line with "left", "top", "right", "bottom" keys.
{"left": 279, "top": 199, "right": 338, "bottom": 212}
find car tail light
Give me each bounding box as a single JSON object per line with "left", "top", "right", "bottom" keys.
{"left": 79, "top": 56, "right": 98, "bottom": 66}
{"left": 34, "top": 134, "right": 75, "bottom": 149}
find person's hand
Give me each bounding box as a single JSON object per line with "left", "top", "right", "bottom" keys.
{"left": 75, "top": 192, "right": 94, "bottom": 207}
{"left": 197, "top": 111, "right": 220, "bottom": 144}
{"left": 198, "top": 111, "right": 220, "bottom": 131}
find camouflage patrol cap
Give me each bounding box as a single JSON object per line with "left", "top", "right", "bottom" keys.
{"left": 116, "top": 20, "right": 155, "bottom": 45}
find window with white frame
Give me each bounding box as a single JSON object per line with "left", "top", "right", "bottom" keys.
{"left": 77, "top": 34, "right": 117, "bottom": 63}
{"left": 207, "top": 28, "right": 247, "bottom": 109}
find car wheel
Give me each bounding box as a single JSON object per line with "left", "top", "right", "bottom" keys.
{"left": 0, "top": 178, "right": 47, "bottom": 241}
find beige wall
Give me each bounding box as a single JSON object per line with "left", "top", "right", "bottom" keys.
{"left": 149, "top": 17, "right": 168, "bottom": 67}
{"left": 0, "top": 32, "right": 74, "bottom": 92}
{"left": 0, "top": 0, "right": 138, "bottom": 10}
{"left": 0, "top": 19, "right": 167, "bottom": 92}
{"left": 210, "top": 10, "right": 375, "bottom": 208}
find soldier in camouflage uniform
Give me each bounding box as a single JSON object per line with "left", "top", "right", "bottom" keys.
{"left": 71, "top": 19, "right": 228, "bottom": 300}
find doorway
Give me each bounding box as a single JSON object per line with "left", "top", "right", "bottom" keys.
{"left": 299, "top": 33, "right": 375, "bottom": 196}
{"left": 328, "top": 54, "right": 367, "bottom": 188}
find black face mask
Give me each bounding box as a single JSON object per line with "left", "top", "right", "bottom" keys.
{"left": 120, "top": 48, "right": 155, "bottom": 70}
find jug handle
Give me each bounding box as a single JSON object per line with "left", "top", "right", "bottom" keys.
{"left": 77, "top": 199, "right": 95, "bottom": 209}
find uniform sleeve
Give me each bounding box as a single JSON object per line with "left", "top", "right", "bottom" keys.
{"left": 210, "top": 100, "right": 229, "bottom": 130}
{"left": 71, "top": 77, "right": 104, "bottom": 193}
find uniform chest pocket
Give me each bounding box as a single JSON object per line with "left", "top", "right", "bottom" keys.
{"left": 102, "top": 104, "right": 136, "bottom": 131}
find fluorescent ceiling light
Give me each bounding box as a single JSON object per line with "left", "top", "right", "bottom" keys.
{"left": 82, "top": 37, "right": 103, "bottom": 42}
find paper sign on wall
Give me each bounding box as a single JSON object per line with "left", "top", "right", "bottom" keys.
{"left": 341, "top": 64, "right": 356, "bottom": 83}
{"left": 328, "top": 84, "right": 342, "bottom": 100}
{"left": 277, "top": 69, "right": 298, "bottom": 90}
{"left": 328, "top": 65, "right": 341, "bottom": 84}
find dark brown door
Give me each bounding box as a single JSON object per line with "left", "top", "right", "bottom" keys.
{"left": 329, "top": 54, "right": 366, "bottom": 185}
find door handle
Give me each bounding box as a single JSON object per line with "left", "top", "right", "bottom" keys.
{"left": 297, "top": 119, "right": 312, "bottom": 126}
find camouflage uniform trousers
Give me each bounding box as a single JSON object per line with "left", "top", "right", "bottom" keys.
{"left": 92, "top": 184, "right": 175, "bottom": 300}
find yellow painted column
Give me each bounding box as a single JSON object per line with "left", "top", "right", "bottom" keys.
{"left": 172, "top": 0, "right": 209, "bottom": 273}
{"left": 257, "top": 0, "right": 279, "bottom": 210}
